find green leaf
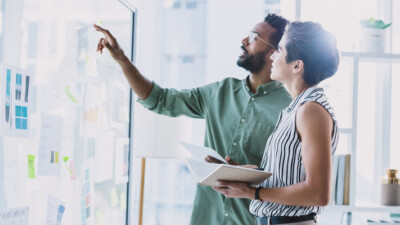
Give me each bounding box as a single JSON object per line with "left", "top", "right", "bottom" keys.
{"left": 383, "top": 23, "right": 392, "bottom": 29}
{"left": 360, "top": 17, "right": 391, "bottom": 29}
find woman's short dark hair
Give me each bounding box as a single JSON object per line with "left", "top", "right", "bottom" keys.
{"left": 285, "top": 21, "right": 339, "bottom": 85}
{"left": 264, "top": 13, "right": 289, "bottom": 49}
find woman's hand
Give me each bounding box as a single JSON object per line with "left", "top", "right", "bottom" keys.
{"left": 212, "top": 181, "right": 256, "bottom": 200}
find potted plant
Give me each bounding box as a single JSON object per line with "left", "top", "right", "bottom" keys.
{"left": 359, "top": 17, "right": 392, "bottom": 53}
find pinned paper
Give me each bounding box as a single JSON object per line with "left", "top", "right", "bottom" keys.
{"left": 0, "top": 65, "right": 33, "bottom": 137}
{"left": 94, "top": 131, "right": 114, "bottom": 183}
{"left": 95, "top": 209, "right": 106, "bottom": 225}
{"left": 115, "top": 138, "right": 129, "bottom": 184}
{"left": 38, "top": 113, "right": 63, "bottom": 176}
{"left": 69, "top": 160, "right": 77, "bottom": 180}
{"left": 0, "top": 206, "right": 29, "bottom": 225}
{"left": 46, "top": 195, "right": 65, "bottom": 225}
{"left": 110, "top": 187, "right": 119, "bottom": 207}
{"left": 27, "top": 154, "right": 36, "bottom": 178}
{"left": 62, "top": 157, "right": 77, "bottom": 180}
{"left": 81, "top": 159, "right": 94, "bottom": 225}
{"left": 120, "top": 192, "right": 127, "bottom": 210}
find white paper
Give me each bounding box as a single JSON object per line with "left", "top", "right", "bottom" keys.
{"left": 81, "top": 159, "right": 95, "bottom": 225}
{"left": 114, "top": 138, "right": 129, "bottom": 184}
{"left": 0, "top": 206, "right": 29, "bottom": 225}
{"left": 80, "top": 83, "right": 101, "bottom": 138}
{"left": 180, "top": 142, "right": 227, "bottom": 163}
{"left": 38, "top": 113, "right": 63, "bottom": 176}
{"left": 110, "top": 81, "right": 129, "bottom": 129}
{"left": 46, "top": 194, "right": 66, "bottom": 225}
{"left": 0, "top": 64, "right": 33, "bottom": 137}
{"left": 94, "top": 131, "right": 114, "bottom": 183}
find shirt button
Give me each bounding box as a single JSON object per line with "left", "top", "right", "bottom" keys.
{"left": 264, "top": 91, "right": 267, "bottom": 94}
{"left": 251, "top": 97, "right": 255, "bottom": 101}
{"left": 241, "top": 119, "right": 245, "bottom": 123}
{"left": 233, "top": 142, "right": 237, "bottom": 146}
{"left": 225, "top": 213, "right": 229, "bottom": 217}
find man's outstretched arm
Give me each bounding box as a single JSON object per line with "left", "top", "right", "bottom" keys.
{"left": 94, "top": 24, "right": 153, "bottom": 100}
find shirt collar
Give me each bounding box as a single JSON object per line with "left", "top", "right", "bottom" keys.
{"left": 242, "top": 75, "right": 284, "bottom": 96}
{"left": 286, "top": 86, "right": 319, "bottom": 112}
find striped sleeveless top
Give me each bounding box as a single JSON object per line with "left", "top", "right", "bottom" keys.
{"left": 249, "top": 86, "right": 339, "bottom": 217}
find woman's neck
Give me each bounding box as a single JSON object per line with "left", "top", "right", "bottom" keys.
{"left": 286, "top": 81, "right": 314, "bottom": 100}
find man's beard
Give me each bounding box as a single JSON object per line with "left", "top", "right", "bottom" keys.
{"left": 237, "top": 48, "right": 269, "bottom": 73}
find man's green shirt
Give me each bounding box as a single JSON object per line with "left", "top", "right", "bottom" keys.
{"left": 138, "top": 77, "right": 291, "bottom": 225}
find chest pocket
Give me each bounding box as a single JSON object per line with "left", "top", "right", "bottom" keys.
{"left": 240, "top": 120, "right": 275, "bottom": 165}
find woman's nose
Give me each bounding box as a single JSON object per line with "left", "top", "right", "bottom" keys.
{"left": 270, "top": 52, "right": 276, "bottom": 60}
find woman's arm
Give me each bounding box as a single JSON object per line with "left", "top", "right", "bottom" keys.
{"left": 214, "top": 101, "right": 333, "bottom": 206}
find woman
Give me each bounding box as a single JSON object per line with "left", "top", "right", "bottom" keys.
{"left": 213, "top": 21, "right": 339, "bottom": 225}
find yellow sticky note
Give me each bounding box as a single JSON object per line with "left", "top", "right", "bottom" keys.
{"left": 120, "top": 192, "right": 127, "bottom": 210}
{"left": 28, "top": 154, "right": 36, "bottom": 178}
{"left": 95, "top": 209, "right": 106, "bottom": 225}
{"left": 111, "top": 187, "right": 119, "bottom": 207}
{"left": 55, "top": 151, "right": 59, "bottom": 163}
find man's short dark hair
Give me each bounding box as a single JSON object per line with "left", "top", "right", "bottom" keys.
{"left": 264, "top": 13, "right": 289, "bottom": 49}
{"left": 285, "top": 21, "right": 339, "bottom": 85}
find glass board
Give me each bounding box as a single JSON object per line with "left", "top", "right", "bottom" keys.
{"left": 0, "top": 0, "right": 134, "bottom": 224}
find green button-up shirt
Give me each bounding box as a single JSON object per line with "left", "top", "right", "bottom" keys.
{"left": 138, "top": 77, "right": 291, "bottom": 225}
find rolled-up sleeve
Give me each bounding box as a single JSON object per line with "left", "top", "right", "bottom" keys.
{"left": 137, "top": 81, "right": 217, "bottom": 119}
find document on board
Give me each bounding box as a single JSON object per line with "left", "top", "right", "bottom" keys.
{"left": 180, "top": 142, "right": 272, "bottom": 187}
{"left": 0, "top": 206, "right": 29, "bottom": 225}
{"left": 38, "top": 113, "right": 63, "bottom": 176}
{"left": 46, "top": 194, "right": 65, "bottom": 225}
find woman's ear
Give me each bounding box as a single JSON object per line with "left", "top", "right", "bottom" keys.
{"left": 292, "top": 60, "right": 304, "bottom": 74}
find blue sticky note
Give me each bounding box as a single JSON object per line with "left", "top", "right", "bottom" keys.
{"left": 22, "top": 119, "right": 27, "bottom": 130}
{"left": 15, "top": 106, "right": 22, "bottom": 117}
{"left": 15, "top": 118, "right": 21, "bottom": 129}
{"left": 86, "top": 207, "right": 90, "bottom": 218}
{"left": 85, "top": 169, "right": 89, "bottom": 181}
{"left": 22, "top": 107, "right": 27, "bottom": 118}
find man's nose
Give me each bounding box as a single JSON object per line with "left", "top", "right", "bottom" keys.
{"left": 242, "top": 37, "right": 249, "bottom": 46}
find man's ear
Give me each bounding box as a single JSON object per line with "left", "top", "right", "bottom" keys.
{"left": 292, "top": 60, "right": 304, "bottom": 74}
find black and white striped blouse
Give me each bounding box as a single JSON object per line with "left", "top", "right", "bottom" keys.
{"left": 250, "top": 86, "right": 339, "bottom": 217}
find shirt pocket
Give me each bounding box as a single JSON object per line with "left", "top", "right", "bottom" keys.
{"left": 241, "top": 121, "right": 275, "bottom": 165}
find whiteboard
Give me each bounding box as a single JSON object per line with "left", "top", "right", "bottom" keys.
{"left": 0, "top": 0, "right": 134, "bottom": 224}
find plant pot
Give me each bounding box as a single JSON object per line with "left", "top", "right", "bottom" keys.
{"left": 358, "top": 28, "right": 386, "bottom": 53}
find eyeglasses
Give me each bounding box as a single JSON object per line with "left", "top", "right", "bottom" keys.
{"left": 248, "top": 31, "right": 275, "bottom": 49}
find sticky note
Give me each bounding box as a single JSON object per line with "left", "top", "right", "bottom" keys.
{"left": 110, "top": 187, "right": 119, "bottom": 207}
{"left": 65, "top": 86, "right": 79, "bottom": 104}
{"left": 69, "top": 160, "right": 77, "bottom": 180}
{"left": 28, "top": 154, "right": 36, "bottom": 178}
{"left": 55, "top": 151, "right": 59, "bottom": 163}
{"left": 95, "top": 209, "right": 106, "bottom": 225}
{"left": 120, "top": 192, "right": 127, "bottom": 210}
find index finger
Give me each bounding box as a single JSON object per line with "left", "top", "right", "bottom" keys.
{"left": 93, "top": 24, "right": 114, "bottom": 39}
{"left": 93, "top": 24, "right": 117, "bottom": 47}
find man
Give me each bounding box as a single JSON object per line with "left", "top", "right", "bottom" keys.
{"left": 95, "top": 13, "right": 291, "bottom": 225}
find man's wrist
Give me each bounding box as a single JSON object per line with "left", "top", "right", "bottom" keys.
{"left": 116, "top": 55, "right": 130, "bottom": 64}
